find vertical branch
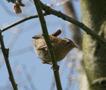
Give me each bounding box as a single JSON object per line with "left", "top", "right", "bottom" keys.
{"left": 33, "top": 0, "right": 62, "bottom": 90}
{"left": 0, "top": 30, "right": 18, "bottom": 90}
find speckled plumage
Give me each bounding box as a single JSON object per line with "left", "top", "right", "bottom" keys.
{"left": 32, "top": 30, "right": 77, "bottom": 64}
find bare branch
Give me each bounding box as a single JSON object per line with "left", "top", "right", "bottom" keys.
{"left": 2, "top": 13, "right": 48, "bottom": 32}
{"left": 33, "top": 0, "right": 62, "bottom": 90}
{"left": 2, "top": 1, "right": 106, "bottom": 46}
{"left": 0, "top": 30, "right": 18, "bottom": 90}
{"left": 40, "top": 2, "right": 106, "bottom": 45}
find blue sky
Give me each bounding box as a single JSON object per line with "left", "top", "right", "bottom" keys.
{"left": 0, "top": 0, "right": 80, "bottom": 90}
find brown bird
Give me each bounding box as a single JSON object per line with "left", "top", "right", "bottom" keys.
{"left": 13, "top": 0, "right": 25, "bottom": 14}
{"left": 14, "top": 2, "right": 22, "bottom": 14}
{"left": 32, "top": 30, "right": 77, "bottom": 64}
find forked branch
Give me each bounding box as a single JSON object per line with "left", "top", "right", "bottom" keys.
{"left": 0, "top": 30, "right": 18, "bottom": 90}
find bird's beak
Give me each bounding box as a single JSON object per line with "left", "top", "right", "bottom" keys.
{"left": 32, "top": 36, "right": 36, "bottom": 39}
{"left": 32, "top": 35, "right": 41, "bottom": 39}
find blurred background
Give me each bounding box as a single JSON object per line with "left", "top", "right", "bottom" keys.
{"left": 0, "top": 0, "right": 83, "bottom": 90}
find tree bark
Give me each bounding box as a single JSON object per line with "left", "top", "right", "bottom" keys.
{"left": 80, "top": 0, "right": 106, "bottom": 90}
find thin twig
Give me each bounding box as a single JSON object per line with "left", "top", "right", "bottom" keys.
{"left": 2, "top": 13, "right": 49, "bottom": 32}
{"left": 0, "top": 30, "right": 18, "bottom": 90}
{"left": 33, "top": 0, "right": 62, "bottom": 90}
{"left": 40, "top": 2, "right": 106, "bottom": 45}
